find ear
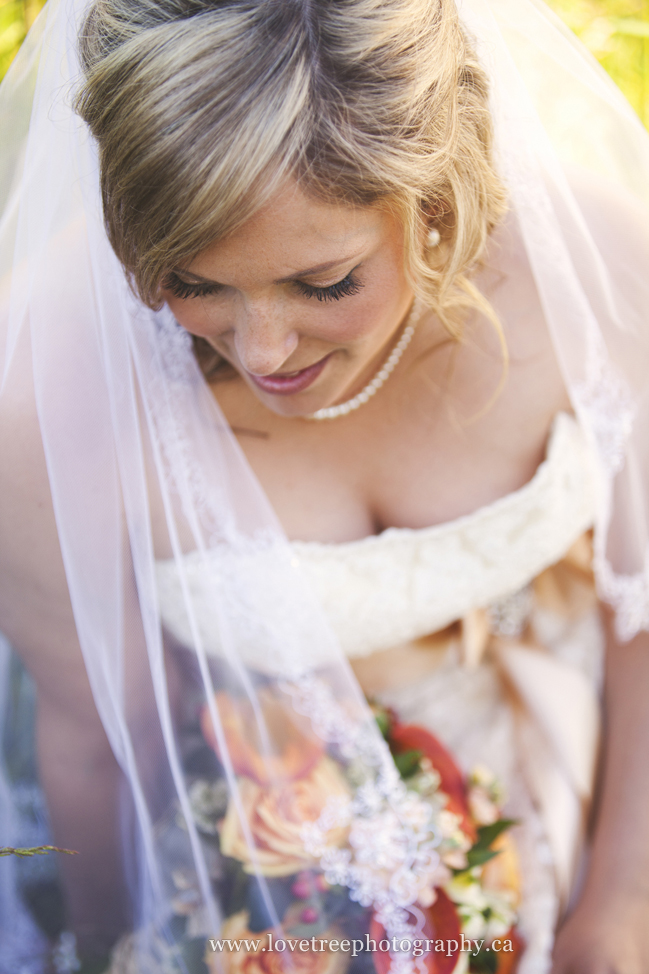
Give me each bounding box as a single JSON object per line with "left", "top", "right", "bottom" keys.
{"left": 421, "top": 199, "right": 451, "bottom": 248}
{"left": 422, "top": 197, "right": 451, "bottom": 221}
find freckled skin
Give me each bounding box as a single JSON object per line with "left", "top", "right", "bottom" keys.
{"left": 164, "top": 187, "right": 649, "bottom": 974}
{"left": 4, "top": 180, "right": 649, "bottom": 974}
{"left": 162, "top": 180, "right": 414, "bottom": 420}
{"left": 163, "top": 179, "right": 570, "bottom": 545}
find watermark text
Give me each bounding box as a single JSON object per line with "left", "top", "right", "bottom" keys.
{"left": 208, "top": 934, "right": 515, "bottom": 958}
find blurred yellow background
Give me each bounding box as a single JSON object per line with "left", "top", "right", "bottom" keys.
{"left": 0, "top": 0, "right": 648, "bottom": 126}
{"left": 547, "top": 0, "right": 649, "bottom": 125}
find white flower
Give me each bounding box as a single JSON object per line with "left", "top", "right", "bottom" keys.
{"left": 417, "top": 885, "right": 437, "bottom": 908}
{"left": 485, "top": 915, "right": 512, "bottom": 940}
{"left": 461, "top": 910, "right": 488, "bottom": 940}
{"left": 468, "top": 765, "right": 505, "bottom": 806}
{"left": 400, "top": 794, "right": 434, "bottom": 830}
{"left": 452, "top": 951, "right": 470, "bottom": 974}
{"left": 446, "top": 875, "right": 489, "bottom": 912}
{"left": 469, "top": 765, "right": 497, "bottom": 790}
{"left": 441, "top": 848, "right": 468, "bottom": 870}
{"left": 438, "top": 810, "right": 462, "bottom": 837}
{"left": 467, "top": 785, "right": 499, "bottom": 826}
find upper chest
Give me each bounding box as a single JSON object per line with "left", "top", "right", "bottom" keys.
{"left": 212, "top": 307, "right": 570, "bottom": 543}
{"left": 209, "top": 219, "right": 571, "bottom": 542}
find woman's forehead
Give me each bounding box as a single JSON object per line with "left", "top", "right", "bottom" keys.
{"left": 184, "top": 180, "right": 393, "bottom": 282}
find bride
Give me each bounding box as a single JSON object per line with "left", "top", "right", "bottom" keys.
{"left": 1, "top": 0, "right": 649, "bottom": 972}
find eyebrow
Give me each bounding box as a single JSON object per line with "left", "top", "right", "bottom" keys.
{"left": 174, "top": 255, "right": 360, "bottom": 286}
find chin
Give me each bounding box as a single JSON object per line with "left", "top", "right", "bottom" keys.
{"left": 251, "top": 393, "right": 319, "bottom": 419}
{"left": 245, "top": 372, "right": 354, "bottom": 420}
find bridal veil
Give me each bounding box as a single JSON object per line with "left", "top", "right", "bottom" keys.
{"left": 0, "top": 0, "right": 648, "bottom": 970}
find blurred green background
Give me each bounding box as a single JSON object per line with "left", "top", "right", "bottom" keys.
{"left": 1, "top": 0, "right": 648, "bottom": 126}
{"left": 1, "top": 0, "right": 42, "bottom": 78}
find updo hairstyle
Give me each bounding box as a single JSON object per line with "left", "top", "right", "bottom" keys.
{"left": 76, "top": 0, "right": 507, "bottom": 351}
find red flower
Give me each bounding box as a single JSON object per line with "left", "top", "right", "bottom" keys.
{"left": 370, "top": 888, "right": 461, "bottom": 974}
{"left": 390, "top": 723, "right": 476, "bottom": 842}
{"left": 493, "top": 929, "right": 525, "bottom": 974}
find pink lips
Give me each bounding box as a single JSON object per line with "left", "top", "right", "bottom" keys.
{"left": 247, "top": 354, "right": 332, "bottom": 396}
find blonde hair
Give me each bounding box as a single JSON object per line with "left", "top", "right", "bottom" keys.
{"left": 77, "top": 0, "right": 507, "bottom": 347}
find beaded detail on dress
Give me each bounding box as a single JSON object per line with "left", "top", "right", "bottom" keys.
{"left": 153, "top": 412, "right": 603, "bottom": 974}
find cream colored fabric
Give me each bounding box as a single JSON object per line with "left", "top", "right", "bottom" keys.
{"left": 155, "top": 411, "right": 603, "bottom": 974}
{"left": 156, "top": 412, "right": 597, "bottom": 660}
{"left": 376, "top": 543, "right": 604, "bottom": 974}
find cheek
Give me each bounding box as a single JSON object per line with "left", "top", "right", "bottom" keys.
{"left": 307, "top": 268, "right": 409, "bottom": 348}
{"left": 163, "top": 272, "right": 404, "bottom": 348}
{"left": 325, "top": 272, "right": 408, "bottom": 347}
{"left": 164, "top": 295, "right": 233, "bottom": 341}
{"left": 316, "top": 295, "right": 388, "bottom": 346}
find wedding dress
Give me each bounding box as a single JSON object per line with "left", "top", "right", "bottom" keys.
{"left": 1, "top": 0, "right": 649, "bottom": 971}
{"left": 155, "top": 411, "right": 602, "bottom": 974}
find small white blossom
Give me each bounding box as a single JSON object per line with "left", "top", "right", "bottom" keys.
{"left": 468, "top": 765, "right": 505, "bottom": 806}
{"left": 438, "top": 809, "right": 462, "bottom": 837}
{"left": 442, "top": 848, "right": 469, "bottom": 870}
{"left": 468, "top": 785, "right": 499, "bottom": 826}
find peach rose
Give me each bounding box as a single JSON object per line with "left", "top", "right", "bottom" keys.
{"left": 481, "top": 832, "right": 521, "bottom": 907}
{"left": 220, "top": 756, "right": 350, "bottom": 876}
{"left": 201, "top": 689, "right": 324, "bottom": 785}
{"left": 206, "top": 911, "right": 348, "bottom": 974}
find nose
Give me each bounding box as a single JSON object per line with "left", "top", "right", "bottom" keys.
{"left": 233, "top": 300, "right": 299, "bottom": 376}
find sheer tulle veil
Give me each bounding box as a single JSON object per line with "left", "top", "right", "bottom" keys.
{"left": 0, "top": 0, "right": 648, "bottom": 970}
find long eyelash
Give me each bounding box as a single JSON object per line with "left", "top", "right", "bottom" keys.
{"left": 163, "top": 273, "right": 222, "bottom": 300}
{"left": 163, "top": 271, "right": 364, "bottom": 302}
{"left": 295, "top": 273, "right": 364, "bottom": 302}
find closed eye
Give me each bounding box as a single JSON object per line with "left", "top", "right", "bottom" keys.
{"left": 163, "top": 273, "right": 223, "bottom": 300}
{"left": 294, "top": 272, "right": 364, "bottom": 302}
{"left": 162, "top": 269, "right": 365, "bottom": 302}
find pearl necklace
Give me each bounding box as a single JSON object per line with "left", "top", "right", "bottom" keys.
{"left": 305, "top": 297, "right": 425, "bottom": 421}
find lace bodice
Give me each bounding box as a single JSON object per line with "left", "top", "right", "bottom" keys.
{"left": 156, "top": 413, "right": 598, "bottom": 659}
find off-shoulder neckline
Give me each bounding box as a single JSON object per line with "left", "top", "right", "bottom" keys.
{"left": 292, "top": 412, "right": 584, "bottom": 552}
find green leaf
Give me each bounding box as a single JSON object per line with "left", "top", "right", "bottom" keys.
{"left": 168, "top": 913, "right": 189, "bottom": 941}
{"left": 0, "top": 845, "right": 78, "bottom": 858}
{"left": 474, "top": 819, "right": 517, "bottom": 850}
{"left": 470, "top": 945, "right": 499, "bottom": 974}
{"left": 466, "top": 847, "right": 500, "bottom": 869}
{"left": 392, "top": 749, "right": 423, "bottom": 779}
{"left": 77, "top": 957, "right": 111, "bottom": 974}
{"left": 374, "top": 709, "right": 391, "bottom": 740}
{"left": 180, "top": 937, "right": 210, "bottom": 974}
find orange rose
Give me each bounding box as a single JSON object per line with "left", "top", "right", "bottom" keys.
{"left": 201, "top": 688, "right": 324, "bottom": 785}
{"left": 220, "top": 756, "right": 350, "bottom": 876}
{"left": 206, "top": 911, "right": 349, "bottom": 974}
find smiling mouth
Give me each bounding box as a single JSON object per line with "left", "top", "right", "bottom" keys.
{"left": 247, "top": 353, "right": 333, "bottom": 396}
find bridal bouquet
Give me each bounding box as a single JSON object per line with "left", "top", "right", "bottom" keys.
{"left": 370, "top": 705, "right": 523, "bottom": 974}
{"left": 160, "top": 688, "right": 523, "bottom": 974}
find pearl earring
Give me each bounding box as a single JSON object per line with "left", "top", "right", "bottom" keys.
{"left": 427, "top": 227, "right": 441, "bottom": 247}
